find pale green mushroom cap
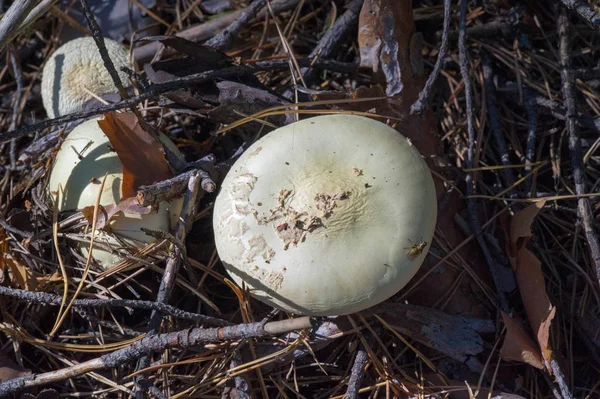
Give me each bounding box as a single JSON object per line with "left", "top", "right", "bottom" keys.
{"left": 213, "top": 114, "right": 437, "bottom": 316}
{"left": 41, "top": 36, "right": 130, "bottom": 118}
{"left": 49, "top": 117, "right": 183, "bottom": 268}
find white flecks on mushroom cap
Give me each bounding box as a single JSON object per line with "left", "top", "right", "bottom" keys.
{"left": 41, "top": 36, "right": 130, "bottom": 118}
{"left": 213, "top": 114, "right": 438, "bottom": 316}
{"left": 48, "top": 117, "right": 183, "bottom": 268}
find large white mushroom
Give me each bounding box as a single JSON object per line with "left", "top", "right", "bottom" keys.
{"left": 41, "top": 36, "right": 130, "bottom": 118}
{"left": 213, "top": 114, "right": 437, "bottom": 316}
{"left": 49, "top": 116, "right": 182, "bottom": 268}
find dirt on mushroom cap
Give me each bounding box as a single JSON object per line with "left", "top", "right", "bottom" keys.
{"left": 213, "top": 114, "right": 437, "bottom": 316}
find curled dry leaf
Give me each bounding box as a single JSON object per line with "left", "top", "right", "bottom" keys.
{"left": 98, "top": 112, "right": 173, "bottom": 199}
{"left": 82, "top": 197, "right": 152, "bottom": 230}
{"left": 509, "top": 200, "right": 546, "bottom": 249}
{"left": 499, "top": 311, "right": 544, "bottom": 369}
{"left": 502, "top": 200, "right": 555, "bottom": 365}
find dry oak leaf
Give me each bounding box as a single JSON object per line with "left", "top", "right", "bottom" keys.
{"left": 499, "top": 311, "right": 544, "bottom": 369}
{"left": 504, "top": 200, "right": 555, "bottom": 364}
{"left": 510, "top": 199, "right": 546, "bottom": 249}
{"left": 97, "top": 112, "right": 173, "bottom": 199}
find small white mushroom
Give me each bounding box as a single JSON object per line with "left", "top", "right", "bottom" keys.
{"left": 48, "top": 117, "right": 182, "bottom": 268}
{"left": 213, "top": 114, "right": 437, "bottom": 316}
{"left": 41, "top": 36, "right": 130, "bottom": 118}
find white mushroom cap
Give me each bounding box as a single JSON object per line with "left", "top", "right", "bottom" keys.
{"left": 41, "top": 36, "right": 130, "bottom": 118}
{"left": 49, "top": 117, "right": 183, "bottom": 267}
{"left": 213, "top": 114, "right": 437, "bottom": 316}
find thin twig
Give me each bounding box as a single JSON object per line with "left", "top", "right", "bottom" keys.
{"left": 137, "top": 379, "right": 168, "bottom": 399}
{"left": 222, "top": 349, "right": 252, "bottom": 399}
{"left": 0, "top": 58, "right": 356, "bottom": 144}
{"left": 549, "top": 358, "right": 573, "bottom": 399}
{"left": 147, "top": 173, "right": 202, "bottom": 333}
{"left": 0, "top": 285, "right": 230, "bottom": 327}
{"left": 558, "top": 8, "right": 600, "bottom": 282}
{"left": 0, "top": 0, "right": 40, "bottom": 53}
{"left": 206, "top": 0, "right": 267, "bottom": 50}
{"left": 458, "top": 0, "right": 509, "bottom": 312}
{"left": 17, "top": 0, "right": 57, "bottom": 33}
{"left": 0, "top": 317, "right": 316, "bottom": 396}
{"left": 79, "top": 0, "right": 127, "bottom": 97}
{"left": 74, "top": 307, "right": 141, "bottom": 336}
{"left": 345, "top": 339, "right": 369, "bottom": 399}
{"left": 301, "top": 0, "right": 364, "bottom": 85}
{"left": 135, "top": 173, "right": 203, "bottom": 396}
{"left": 524, "top": 88, "right": 538, "bottom": 194}
{"left": 482, "top": 53, "right": 516, "bottom": 196}
{"left": 137, "top": 167, "right": 216, "bottom": 207}
{"left": 572, "top": 66, "right": 600, "bottom": 80}
{"left": 411, "top": 0, "right": 451, "bottom": 114}
{"left": 8, "top": 46, "right": 22, "bottom": 169}
{"left": 531, "top": 93, "right": 600, "bottom": 131}
{"left": 133, "top": 0, "right": 309, "bottom": 63}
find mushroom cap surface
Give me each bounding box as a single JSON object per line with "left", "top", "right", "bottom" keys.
{"left": 213, "top": 114, "right": 437, "bottom": 316}
{"left": 41, "top": 36, "right": 130, "bottom": 118}
{"left": 49, "top": 117, "right": 183, "bottom": 267}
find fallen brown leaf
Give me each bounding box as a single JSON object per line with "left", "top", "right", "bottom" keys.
{"left": 82, "top": 197, "right": 152, "bottom": 230}
{"left": 506, "top": 201, "right": 555, "bottom": 363}
{"left": 3, "top": 253, "right": 40, "bottom": 291}
{"left": 510, "top": 247, "right": 555, "bottom": 360}
{"left": 0, "top": 351, "right": 30, "bottom": 383}
{"left": 510, "top": 199, "right": 546, "bottom": 250}
{"left": 98, "top": 113, "right": 173, "bottom": 199}
{"left": 499, "top": 311, "right": 544, "bottom": 369}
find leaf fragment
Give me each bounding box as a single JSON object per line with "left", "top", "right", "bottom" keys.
{"left": 97, "top": 112, "right": 173, "bottom": 199}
